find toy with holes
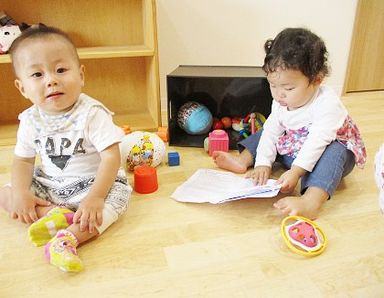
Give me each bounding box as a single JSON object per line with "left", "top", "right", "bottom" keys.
{"left": 281, "top": 215, "right": 327, "bottom": 257}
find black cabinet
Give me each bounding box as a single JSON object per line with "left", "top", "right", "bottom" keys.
{"left": 167, "top": 65, "right": 273, "bottom": 149}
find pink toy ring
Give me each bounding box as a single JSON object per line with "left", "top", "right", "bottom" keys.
{"left": 281, "top": 215, "right": 327, "bottom": 257}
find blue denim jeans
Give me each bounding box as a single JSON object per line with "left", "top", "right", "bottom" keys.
{"left": 238, "top": 129, "right": 355, "bottom": 197}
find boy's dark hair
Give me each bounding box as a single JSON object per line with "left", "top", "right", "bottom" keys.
{"left": 262, "top": 28, "right": 329, "bottom": 83}
{"left": 9, "top": 25, "right": 79, "bottom": 64}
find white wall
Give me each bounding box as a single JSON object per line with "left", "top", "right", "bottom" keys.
{"left": 156, "top": 0, "right": 358, "bottom": 111}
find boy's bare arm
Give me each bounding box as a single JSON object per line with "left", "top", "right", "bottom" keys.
{"left": 88, "top": 142, "right": 121, "bottom": 199}
{"left": 12, "top": 155, "right": 34, "bottom": 192}
{"left": 73, "top": 143, "right": 122, "bottom": 232}
{"left": 11, "top": 155, "right": 50, "bottom": 223}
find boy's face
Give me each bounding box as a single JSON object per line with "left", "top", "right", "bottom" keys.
{"left": 267, "top": 68, "right": 320, "bottom": 111}
{"left": 13, "top": 36, "right": 85, "bottom": 114}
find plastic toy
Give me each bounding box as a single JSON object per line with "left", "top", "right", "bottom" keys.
{"left": 281, "top": 215, "right": 327, "bottom": 257}
{"left": 244, "top": 112, "right": 266, "bottom": 134}
{"left": 239, "top": 128, "right": 249, "bottom": 139}
{"left": 231, "top": 113, "right": 266, "bottom": 139}
{"left": 232, "top": 117, "right": 250, "bottom": 138}
{"left": 250, "top": 113, "right": 256, "bottom": 134}
{"left": 231, "top": 117, "right": 242, "bottom": 132}
{"left": 177, "top": 101, "right": 213, "bottom": 135}
{"left": 211, "top": 116, "right": 232, "bottom": 130}
{"left": 0, "top": 11, "right": 42, "bottom": 54}
{"left": 157, "top": 127, "right": 168, "bottom": 142}
{"left": 168, "top": 152, "right": 180, "bottom": 166}
{"left": 0, "top": 11, "right": 19, "bottom": 54}
{"left": 120, "top": 125, "right": 131, "bottom": 135}
{"left": 0, "top": 11, "right": 17, "bottom": 26}
{"left": 203, "top": 137, "right": 209, "bottom": 152}
{"left": 134, "top": 165, "right": 158, "bottom": 194}
{"left": 212, "top": 117, "right": 224, "bottom": 130}
{"left": 220, "top": 116, "right": 232, "bottom": 129}
{"left": 120, "top": 131, "right": 165, "bottom": 171}
{"left": 208, "top": 129, "right": 229, "bottom": 156}
{"left": 251, "top": 112, "right": 266, "bottom": 132}
{"left": 0, "top": 24, "right": 21, "bottom": 54}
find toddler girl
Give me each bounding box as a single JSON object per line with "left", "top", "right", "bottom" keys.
{"left": 213, "top": 28, "right": 366, "bottom": 219}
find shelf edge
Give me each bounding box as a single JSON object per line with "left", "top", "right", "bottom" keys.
{"left": 0, "top": 46, "right": 154, "bottom": 64}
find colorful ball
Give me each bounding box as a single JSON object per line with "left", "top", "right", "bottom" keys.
{"left": 120, "top": 131, "right": 166, "bottom": 172}
{"left": 177, "top": 101, "right": 213, "bottom": 135}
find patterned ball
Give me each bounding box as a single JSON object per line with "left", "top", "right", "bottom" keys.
{"left": 120, "top": 131, "right": 166, "bottom": 172}
{"left": 177, "top": 101, "right": 213, "bottom": 135}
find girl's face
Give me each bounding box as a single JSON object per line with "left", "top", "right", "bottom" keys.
{"left": 267, "top": 68, "right": 321, "bottom": 111}
{"left": 13, "top": 36, "right": 85, "bottom": 115}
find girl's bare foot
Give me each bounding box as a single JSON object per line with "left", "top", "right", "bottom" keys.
{"left": 212, "top": 151, "right": 248, "bottom": 173}
{"left": 273, "top": 187, "right": 328, "bottom": 220}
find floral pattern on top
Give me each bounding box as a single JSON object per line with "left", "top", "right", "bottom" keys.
{"left": 276, "top": 115, "right": 367, "bottom": 168}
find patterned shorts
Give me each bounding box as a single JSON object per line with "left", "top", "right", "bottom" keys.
{"left": 30, "top": 167, "right": 132, "bottom": 233}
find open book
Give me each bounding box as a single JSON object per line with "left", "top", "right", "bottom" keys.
{"left": 171, "top": 169, "right": 281, "bottom": 204}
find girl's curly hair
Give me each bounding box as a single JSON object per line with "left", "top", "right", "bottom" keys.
{"left": 262, "top": 28, "right": 330, "bottom": 83}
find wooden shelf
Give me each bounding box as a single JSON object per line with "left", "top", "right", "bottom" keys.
{"left": 0, "top": 0, "right": 161, "bottom": 144}
{"left": 0, "top": 45, "right": 155, "bottom": 63}
{"left": 0, "top": 55, "right": 11, "bottom": 64}
{"left": 78, "top": 45, "right": 155, "bottom": 59}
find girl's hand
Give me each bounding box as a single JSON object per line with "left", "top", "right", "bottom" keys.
{"left": 11, "top": 191, "right": 51, "bottom": 224}
{"left": 73, "top": 196, "right": 104, "bottom": 233}
{"left": 277, "top": 169, "right": 301, "bottom": 194}
{"left": 246, "top": 166, "right": 271, "bottom": 185}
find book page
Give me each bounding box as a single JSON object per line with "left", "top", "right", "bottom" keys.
{"left": 171, "top": 169, "right": 281, "bottom": 204}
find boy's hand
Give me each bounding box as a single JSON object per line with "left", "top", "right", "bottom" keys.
{"left": 11, "top": 192, "right": 51, "bottom": 224}
{"left": 246, "top": 166, "right": 271, "bottom": 185}
{"left": 73, "top": 196, "right": 104, "bottom": 233}
{"left": 72, "top": 143, "right": 120, "bottom": 233}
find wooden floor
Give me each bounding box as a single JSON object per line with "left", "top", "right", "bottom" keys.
{"left": 1, "top": 92, "right": 384, "bottom": 297}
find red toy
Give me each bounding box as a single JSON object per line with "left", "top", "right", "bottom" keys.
{"left": 134, "top": 165, "right": 158, "bottom": 194}
{"left": 212, "top": 117, "right": 224, "bottom": 130}
{"left": 220, "top": 116, "right": 232, "bottom": 129}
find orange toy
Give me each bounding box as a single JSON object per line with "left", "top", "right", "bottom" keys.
{"left": 121, "top": 125, "right": 131, "bottom": 135}
{"left": 157, "top": 126, "right": 168, "bottom": 142}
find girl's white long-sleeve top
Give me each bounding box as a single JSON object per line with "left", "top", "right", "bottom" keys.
{"left": 255, "top": 85, "right": 359, "bottom": 172}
